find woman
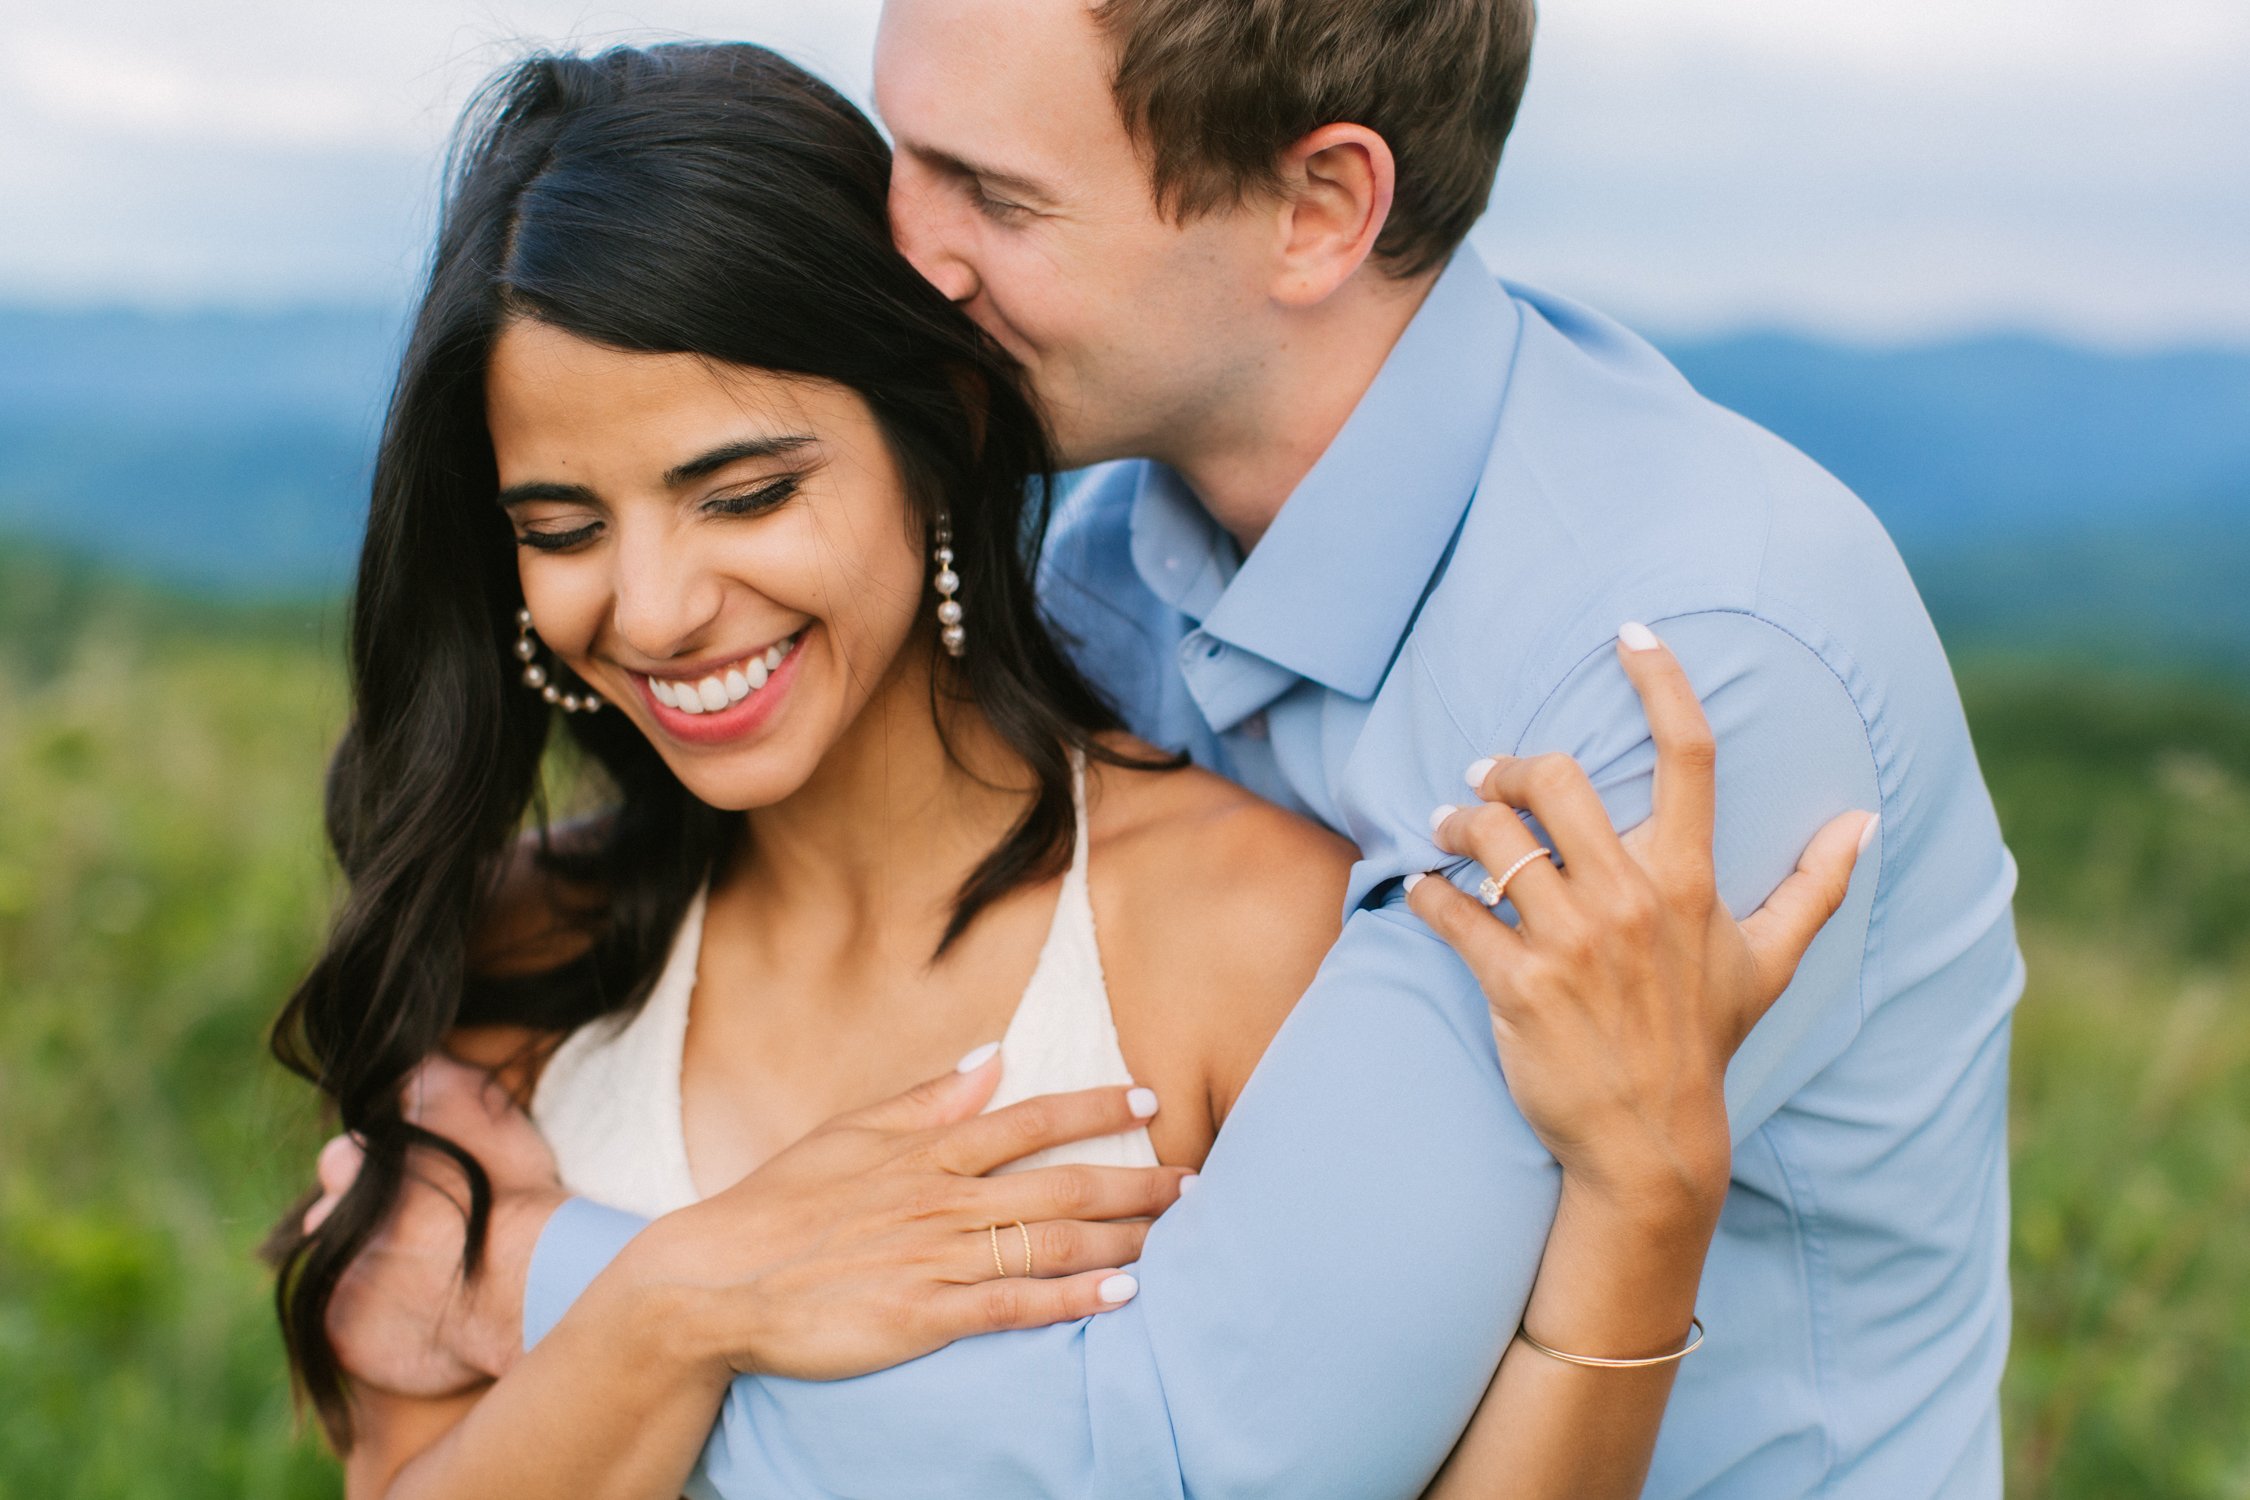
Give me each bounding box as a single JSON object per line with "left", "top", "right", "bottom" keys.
{"left": 270, "top": 41, "right": 1864, "bottom": 1499}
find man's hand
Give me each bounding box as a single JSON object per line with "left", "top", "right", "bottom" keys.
{"left": 303, "top": 1056, "right": 566, "bottom": 1398}
{"left": 1411, "top": 622, "right": 1874, "bottom": 1221}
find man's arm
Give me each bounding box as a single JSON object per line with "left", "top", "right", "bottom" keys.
{"left": 525, "top": 609, "right": 1882, "bottom": 1498}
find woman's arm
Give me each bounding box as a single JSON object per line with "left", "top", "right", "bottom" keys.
{"left": 346, "top": 1272, "right": 728, "bottom": 1500}
{"left": 1425, "top": 1180, "right": 1713, "bottom": 1499}
{"left": 1413, "top": 629, "right": 1874, "bottom": 1498}
{"left": 314, "top": 1052, "right": 1191, "bottom": 1500}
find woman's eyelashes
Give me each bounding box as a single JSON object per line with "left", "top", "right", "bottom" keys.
{"left": 515, "top": 520, "right": 601, "bottom": 552}
{"left": 510, "top": 475, "right": 803, "bottom": 552}
{"left": 703, "top": 473, "right": 801, "bottom": 517}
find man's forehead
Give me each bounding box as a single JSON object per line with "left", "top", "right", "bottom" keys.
{"left": 874, "top": 0, "right": 1121, "bottom": 176}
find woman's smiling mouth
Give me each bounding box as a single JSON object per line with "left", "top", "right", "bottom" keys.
{"left": 634, "top": 629, "right": 806, "bottom": 743}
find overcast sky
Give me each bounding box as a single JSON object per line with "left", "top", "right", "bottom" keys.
{"left": 3, "top": 0, "right": 2244, "bottom": 346}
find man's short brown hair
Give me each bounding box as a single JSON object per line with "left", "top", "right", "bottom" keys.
{"left": 1092, "top": 0, "right": 1537, "bottom": 278}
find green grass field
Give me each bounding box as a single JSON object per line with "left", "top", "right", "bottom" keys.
{"left": 3, "top": 554, "right": 2246, "bottom": 1498}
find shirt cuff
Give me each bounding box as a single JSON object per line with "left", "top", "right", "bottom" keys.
{"left": 523, "top": 1197, "right": 650, "bottom": 1351}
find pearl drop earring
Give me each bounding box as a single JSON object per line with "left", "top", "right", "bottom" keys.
{"left": 933, "top": 514, "right": 966, "bottom": 658}
{"left": 514, "top": 608, "right": 603, "bottom": 713}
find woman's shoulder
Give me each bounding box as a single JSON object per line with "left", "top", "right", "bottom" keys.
{"left": 1084, "top": 733, "right": 1353, "bottom": 1124}
{"left": 1085, "top": 732, "right": 1353, "bottom": 904}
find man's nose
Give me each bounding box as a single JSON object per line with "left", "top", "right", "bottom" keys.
{"left": 889, "top": 178, "right": 979, "bottom": 305}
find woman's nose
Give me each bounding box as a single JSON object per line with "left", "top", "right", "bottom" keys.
{"left": 609, "top": 535, "right": 728, "bottom": 662}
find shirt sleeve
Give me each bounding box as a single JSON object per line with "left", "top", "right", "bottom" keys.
{"left": 1506, "top": 608, "right": 1884, "bottom": 1134}
{"left": 521, "top": 607, "right": 1884, "bottom": 1498}
{"left": 528, "top": 906, "right": 1558, "bottom": 1499}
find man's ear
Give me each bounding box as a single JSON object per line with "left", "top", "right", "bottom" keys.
{"left": 1267, "top": 123, "right": 1397, "bottom": 308}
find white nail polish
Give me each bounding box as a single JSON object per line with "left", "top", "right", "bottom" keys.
{"left": 1857, "top": 812, "right": 1882, "bottom": 856}
{"left": 1177, "top": 1173, "right": 1199, "bottom": 1194}
{"left": 1428, "top": 804, "right": 1460, "bottom": 835}
{"left": 1127, "top": 1087, "right": 1160, "bottom": 1119}
{"left": 1463, "top": 757, "right": 1497, "bottom": 789}
{"left": 1619, "top": 621, "right": 1662, "bottom": 653}
{"left": 1099, "top": 1273, "right": 1140, "bottom": 1304}
{"left": 1403, "top": 872, "right": 1427, "bottom": 894}
{"left": 955, "top": 1041, "right": 1001, "bottom": 1073}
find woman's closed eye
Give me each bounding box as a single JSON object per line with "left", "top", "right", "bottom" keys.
{"left": 703, "top": 473, "right": 801, "bottom": 518}
{"left": 511, "top": 475, "right": 802, "bottom": 552}
{"left": 515, "top": 518, "right": 602, "bottom": 553}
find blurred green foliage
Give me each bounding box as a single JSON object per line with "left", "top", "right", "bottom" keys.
{"left": 1, "top": 549, "right": 2246, "bottom": 1497}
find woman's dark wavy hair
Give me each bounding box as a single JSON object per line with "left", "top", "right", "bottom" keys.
{"left": 267, "top": 41, "right": 1158, "bottom": 1441}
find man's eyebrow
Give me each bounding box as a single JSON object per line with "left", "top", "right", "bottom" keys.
{"left": 663, "top": 435, "right": 817, "bottom": 487}
{"left": 904, "top": 143, "right": 1054, "bottom": 206}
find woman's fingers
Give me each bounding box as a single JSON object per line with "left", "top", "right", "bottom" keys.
{"left": 958, "top": 1217, "right": 1155, "bottom": 1283}
{"left": 302, "top": 1133, "right": 365, "bottom": 1234}
{"left": 937, "top": 1267, "right": 1142, "bottom": 1337}
{"left": 1456, "top": 752, "right": 1624, "bottom": 885}
{"left": 1431, "top": 795, "right": 1568, "bottom": 923}
{"left": 969, "top": 1161, "right": 1194, "bottom": 1225}
{"left": 934, "top": 1083, "right": 1165, "bottom": 1178}
{"left": 1737, "top": 809, "right": 1877, "bottom": 1012}
{"left": 1614, "top": 623, "right": 1719, "bottom": 866}
{"left": 837, "top": 1042, "right": 1008, "bottom": 1135}
{"left": 1404, "top": 870, "right": 1528, "bottom": 986}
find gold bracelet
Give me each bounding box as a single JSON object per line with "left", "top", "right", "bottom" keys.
{"left": 1518, "top": 1317, "right": 1705, "bottom": 1369}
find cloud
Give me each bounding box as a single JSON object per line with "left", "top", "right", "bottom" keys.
{"left": 1, "top": 0, "right": 2242, "bottom": 344}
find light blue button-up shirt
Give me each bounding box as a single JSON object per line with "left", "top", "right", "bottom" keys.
{"left": 526, "top": 246, "right": 2021, "bottom": 1498}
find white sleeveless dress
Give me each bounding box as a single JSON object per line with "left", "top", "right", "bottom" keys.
{"left": 531, "top": 755, "right": 1158, "bottom": 1217}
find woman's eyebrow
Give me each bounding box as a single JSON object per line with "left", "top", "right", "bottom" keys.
{"left": 664, "top": 435, "right": 816, "bottom": 487}
{"left": 495, "top": 480, "right": 598, "bottom": 508}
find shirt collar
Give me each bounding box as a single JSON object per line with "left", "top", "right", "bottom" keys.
{"left": 1128, "top": 245, "right": 1523, "bottom": 711}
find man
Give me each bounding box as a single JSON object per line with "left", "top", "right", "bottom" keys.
{"left": 356, "top": 1, "right": 2020, "bottom": 1493}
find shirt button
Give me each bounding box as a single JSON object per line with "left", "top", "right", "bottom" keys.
{"left": 1239, "top": 713, "right": 1269, "bottom": 740}
{"left": 1164, "top": 556, "right": 1182, "bottom": 572}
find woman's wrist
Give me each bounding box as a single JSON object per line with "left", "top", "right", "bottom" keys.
{"left": 1517, "top": 1172, "right": 1722, "bottom": 1362}
{"left": 598, "top": 1214, "right": 756, "bottom": 1392}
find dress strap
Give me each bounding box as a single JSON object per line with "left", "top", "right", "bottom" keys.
{"left": 1064, "top": 746, "right": 1091, "bottom": 885}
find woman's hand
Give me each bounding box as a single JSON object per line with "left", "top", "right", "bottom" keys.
{"left": 1408, "top": 624, "right": 1874, "bottom": 1225}
{"left": 618, "top": 1050, "right": 1189, "bottom": 1382}
{"left": 1410, "top": 624, "right": 1875, "bottom": 1500}
{"left": 309, "top": 1048, "right": 1189, "bottom": 1401}
{"left": 303, "top": 1056, "right": 568, "bottom": 1400}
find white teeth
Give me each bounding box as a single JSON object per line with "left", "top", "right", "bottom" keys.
{"left": 647, "top": 632, "right": 799, "bottom": 714}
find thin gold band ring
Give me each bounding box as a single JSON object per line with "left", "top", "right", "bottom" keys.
{"left": 990, "top": 1221, "right": 1035, "bottom": 1278}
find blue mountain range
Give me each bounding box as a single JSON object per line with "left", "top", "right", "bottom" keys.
{"left": 1, "top": 304, "right": 2244, "bottom": 669}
